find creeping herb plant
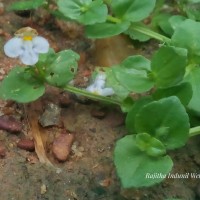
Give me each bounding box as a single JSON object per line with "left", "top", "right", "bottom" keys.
{"left": 3, "top": 0, "right": 200, "bottom": 189}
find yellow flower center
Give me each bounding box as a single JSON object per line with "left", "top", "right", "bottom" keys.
{"left": 93, "top": 90, "right": 100, "bottom": 95}
{"left": 23, "top": 36, "right": 33, "bottom": 41}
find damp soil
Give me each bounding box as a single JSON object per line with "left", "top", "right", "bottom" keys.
{"left": 0, "top": 1, "right": 200, "bottom": 200}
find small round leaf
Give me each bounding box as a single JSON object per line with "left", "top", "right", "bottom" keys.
{"left": 114, "top": 135, "right": 173, "bottom": 188}
{"left": 0, "top": 67, "right": 45, "bottom": 103}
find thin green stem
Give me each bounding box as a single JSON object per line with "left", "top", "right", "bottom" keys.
{"left": 35, "top": 65, "right": 46, "bottom": 81}
{"left": 63, "top": 85, "right": 121, "bottom": 105}
{"left": 107, "top": 15, "right": 122, "bottom": 23}
{"left": 189, "top": 126, "right": 200, "bottom": 137}
{"left": 130, "top": 24, "right": 171, "bottom": 43}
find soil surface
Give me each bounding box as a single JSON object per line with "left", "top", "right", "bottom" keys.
{"left": 0, "top": 1, "right": 200, "bottom": 200}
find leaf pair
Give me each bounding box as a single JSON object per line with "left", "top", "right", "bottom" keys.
{"left": 57, "top": 0, "right": 156, "bottom": 38}
{"left": 105, "top": 45, "right": 187, "bottom": 101}
{"left": 57, "top": 0, "right": 107, "bottom": 25}
{"left": 38, "top": 49, "right": 79, "bottom": 87}
{"left": 114, "top": 96, "right": 190, "bottom": 188}
{"left": 0, "top": 50, "right": 79, "bottom": 103}
{"left": 172, "top": 19, "right": 200, "bottom": 113}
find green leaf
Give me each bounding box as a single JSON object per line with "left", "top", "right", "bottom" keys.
{"left": 153, "top": 82, "right": 193, "bottom": 106}
{"left": 57, "top": 0, "right": 108, "bottom": 25}
{"left": 151, "top": 46, "right": 187, "bottom": 88}
{"left": 114, "top": 135, "right": 173, "bottom": 188}
{"left": 105, "top": 67, "right": 130, "bottom": 101}
{"left": 169, "top": 15, "right": 186, "bottom": 31}
{"left": 0, "top": 67, "right": 45, "bottom": 103}
{"left": 85, "top": 21, "right": 130, "bottom": 38}
{"left": 125, "top": 22, "right": 151, "bottom": 42}
{"left": 122, "top": 55, "right": 151, "bottom": 70}
{"left": 172, "top": 19, "right": 200, "bottom": 63}
{"left": 113, "top": 56, "right": 154, "bottom": 93}
{"left": 152, "top": 14, "right": 186, "bottom": 37}
{"left": 44, "top": 50, "right": 80, "bottom": 87}
{"left": 135, "top": 97, "right": 190, "bottom": 149}
{"left": 50, "top": 10, "right": 72, "bottom": 21}
{"left": 136, "top": 133, "right": 166, "bottom": 157}
{"left": 126, "top": 96, "right": 153, "bottom": 134}
{"left": 120, "top": 97, "right": 135, "bottom": 113}
{"left": 184, "top": 66, "right": 200, "bottom": 113}
{"left": 154, "top": 14, "right": 186, "bottom": 36}
{"left": 37, "top": 48, "right": 56, "bottom": 66}
{"left": 184, "top": 2, "right": 200, "bottom": 21}
{"left": 8, "top": 0, "right": 45, "bottom": 10}
{"left": 153, "top": 13, "right": 174, "bottom": 36}
{"left": 111, "top": 0, "right": 156, "bottom": 22}
{"left": 188, "top": 0, "right": 200, "bottom": 2}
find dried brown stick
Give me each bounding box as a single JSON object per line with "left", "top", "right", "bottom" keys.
{"left": 25, "top": 101, "right": 53, "bottom": 166}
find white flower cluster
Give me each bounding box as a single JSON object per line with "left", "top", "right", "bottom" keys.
{"left": 86, "top": 73, "right": 114, "bottom": 96}
{"left": 4, "top": 27, "right": 49, "bottom": 65}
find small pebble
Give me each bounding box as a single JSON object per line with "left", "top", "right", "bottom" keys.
{"left": 105, "top": 110, "right": 125, "bottom": 127}
{"left": 0, "top": 144, "right": 6, "bottom": 158}
{"left": 52, "top": 133, "right": 75, "bottom": 162}
{"left": 39, "top": 103, "right": 61, "bottom": 127}
{"left": 40, "top": 184, "right": 47, "bottom": 195}
{"left": 17, "top": 139, "right": 35, "bottom": 151}
{"left": 71, "top": 143, "right": 84, "bottom": 158}
{"left": 90, "top": 108, "right": 107, "bottom": 119}
{"left": 0, "top": 115, "right": 22, "bottom": 133}
{"left": 26, "top": 155, "right": 38, "bottom": 164}
{"left": 59, "top": 92, "right": 72, "bottom": 107}
{"left": 99, "top": 178, "right": 111, "bottom": 187}
{"left": 0, "top": 3, "right": 4, "bottom": 15}
{"left": 0, "top": 68, "right": 5, "bottom": 75}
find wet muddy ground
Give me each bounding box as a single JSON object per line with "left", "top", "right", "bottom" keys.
{"left": 0, "top": 1, "right": 200, "bottom": 200}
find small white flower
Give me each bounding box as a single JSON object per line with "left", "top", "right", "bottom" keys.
{"left": 86, "top": 73, "right": 114, "bottom": 96}
{"left": 4, "top": 27, "right": 49, "bottom": 65}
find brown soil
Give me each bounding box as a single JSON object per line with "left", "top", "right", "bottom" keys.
{"left": 0, "top": 1, "right": 200, "bottom": 200}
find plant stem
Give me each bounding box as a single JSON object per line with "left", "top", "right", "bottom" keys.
{"left": 130, "top": 23, "right": 171, "bottom": 43}
{"left": 106, "top": 15, "right": 171, "bottom": 43}
{"left": 189, "top": 126, "right": 200, "bottom": 137}
{"left": 107, "top": 15, "right": 122, "bottom": 23}
{"left": 63, "top": 85, "right": 121, "bottom": 105}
